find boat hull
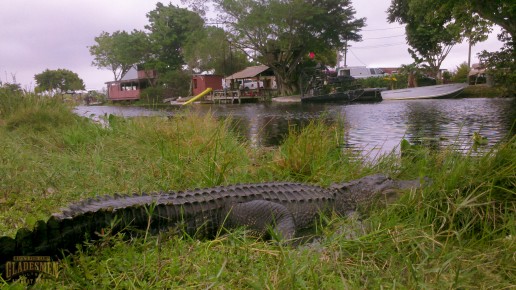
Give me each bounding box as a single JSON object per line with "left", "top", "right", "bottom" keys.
{"left": 381, "top": 83, "right": 468, "bottom": 100}
{"left": 301, "top": 88, "right": 384, "bottom": 103}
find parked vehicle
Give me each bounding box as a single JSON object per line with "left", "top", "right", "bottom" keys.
{"left": 337, "top": 66, "right": 386, "bottom": 79}
{"left": 238, "top": 79, "right": 264, "bottom": 90}
{"left": 299, "top": 67, "right": 384, "bottom": 103}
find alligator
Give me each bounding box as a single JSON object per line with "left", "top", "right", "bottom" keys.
{"left": 0, "top": 174, "right": 421, "bottom": 281}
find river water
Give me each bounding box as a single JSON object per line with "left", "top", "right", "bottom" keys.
{"left": 75, "top": 98, "right": 515, "bottom": 156}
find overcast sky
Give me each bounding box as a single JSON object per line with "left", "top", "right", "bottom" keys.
{"left": 0, "top": 0, "right": 504, "bottom": 91}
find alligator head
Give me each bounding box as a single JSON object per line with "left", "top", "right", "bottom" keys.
{"left": 329, "top": 174, "right": 422, "bottom": 216}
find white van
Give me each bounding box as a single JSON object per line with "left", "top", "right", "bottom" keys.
{"left": 337, "top": 67, "right": 386, "bottom": 79}
{"left": 238, "top": 79, "right": 264, "bottom": 90}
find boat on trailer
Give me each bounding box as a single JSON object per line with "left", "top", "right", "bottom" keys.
{"left": 381, "top": 83, "right": 468, "bottom": 100}
{"left": 301, "top": 87, "right": 384, "bottom": 103}
{"left": 299, "top": 67, "right": 384, "bottom": 103}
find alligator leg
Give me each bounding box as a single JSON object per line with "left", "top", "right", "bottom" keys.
{"left": 226, "top": 200, "right": 296, "bottom": 240}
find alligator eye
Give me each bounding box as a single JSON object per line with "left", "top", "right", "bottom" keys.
{"left": 382, "top": 189, "right": 399, "bottom": 202}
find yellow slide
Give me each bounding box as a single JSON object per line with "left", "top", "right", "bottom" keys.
{"left": 182, "top": 88, "right": 213, "bottom": 105}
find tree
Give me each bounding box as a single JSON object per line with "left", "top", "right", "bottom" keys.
{"left": 415, "top": 0, "right": 514, "bottom": 95}
{"left": 444, "top": 0, "right": 515, "bottom": 45}
{"left": 144, "top": 3, "right": 205, "bottom": 73}
{"left": 478, "top": 32, "right": 515, "bottom": 96}
{"left": 89, "top": 30, "right": 149, "bottom": 81}
{"left": 388, "top": 0, "right": 464, "bottom": 81}
{"left": 182, "top": 26, "right": 251, "bottom": 76}
{"left": 0, "top": 82, "right": 22, "bottom": 94}
{"left": 34, "top": 69, "right": 85, "bottom": 94}
{"left": 213, "top": 0, "right": 365, "bottom": 95}
{"left": 388, "top": 0, "right": 513, "bottom": 91}
{"left": 398, "top": 63, "right": 422, "bottom": 88}
{"left": 451, "top": 62, "right": 470, "bottom": 83}
{"left": 180, "top": 0, "right": 210, "bottom": 16}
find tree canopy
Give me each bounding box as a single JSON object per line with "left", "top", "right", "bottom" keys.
{"left": 0, "top": 82, "right": 22, "bottom": 94}
{"left": 89, "top": 30, "right": 149, "bottom": 81}
{"left": 213, "top": 0, "right": 365, "bottom": 94}
{"left": 388, "top": 0, "right": 514, "bottom": 93}
{"left": 88, "top": 0, "right": 513, "bottom": 97}
{"left": 448, "top": 0, "right": 515, "bottom": 44}
{"left": 388, "top": 0, "right": 475, "bottom": 80}
{"left": 88, "top": 1, "right": 365, "bottom": 96}
{"left": 144, "top": 3, "right": 205, "bottom": 73}
{"left": 34, "top": 69, "right": 85, "bottom": 93}
{"left": 427, "top": 1, "right": 514, "bottom": 95}
{"left": 182, "top": 26, "right": 250, "bottom": 76}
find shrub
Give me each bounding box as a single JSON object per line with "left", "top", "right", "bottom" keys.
{"left": 451, "top": 62, "right": 470, "bottom": 83}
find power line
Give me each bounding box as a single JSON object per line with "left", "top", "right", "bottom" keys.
{"left": 348, "top": 49, "right": 367, "bottom": 66}
{"left": 362, "top": 26, "right": 405, "bottom": 32}
{"left": 363, "top": 34, "right": 405, "bottom": 40}
{"left": 351, "top": 42, "right": 407, "bottom": 49}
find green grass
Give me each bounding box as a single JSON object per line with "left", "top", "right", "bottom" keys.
{"left": 461, "top": 84, "right": 505, "bottom": 98}
{"left": 1, "top": 91, "right": 515, "bottom": 288}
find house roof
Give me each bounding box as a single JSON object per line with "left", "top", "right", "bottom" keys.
{"left": 469, "top": 63, "right": 486, "bottom": 76}
{"left": 121, "top": 67, "right": 138, "bottom": 81}
{"left": 105, "top": 67, "right": 139, "bottom": 84}
{"left": 226, "top": 65, "right": 270, "bottom": 79}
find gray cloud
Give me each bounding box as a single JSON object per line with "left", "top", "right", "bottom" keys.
{"left": 1, "top": 0, "right": 161, "bottom": 90}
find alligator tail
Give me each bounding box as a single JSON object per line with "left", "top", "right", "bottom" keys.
{"left": 0, "top": 193, "right": 182, "bottom": 280}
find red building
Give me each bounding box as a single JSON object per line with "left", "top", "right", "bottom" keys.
{"left": 379, "top": 67, "right": 399, "bottom": 75}
{"left": 106, "top": 68, "right": 157, "bottom": 101}
{"left": 191, "top": 74, "right": 223, "bottom": 96}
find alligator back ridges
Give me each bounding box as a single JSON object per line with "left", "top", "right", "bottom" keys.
{"left": 59, "top": 182, "right": 334, "bottom": 237}
{"left": 55, "top": 182, "right": 332, "bottom": 218}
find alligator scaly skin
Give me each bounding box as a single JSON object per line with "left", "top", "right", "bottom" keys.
{"left": 0, "top": 174, "right": 420, "bottom": 280}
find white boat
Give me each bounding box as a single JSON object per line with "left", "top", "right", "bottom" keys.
{"left": 381, "top": 83, "right": 468, "bottom": 100}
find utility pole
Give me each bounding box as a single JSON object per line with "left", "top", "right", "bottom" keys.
{"left": 343, "top": 40, "right": 348, "bottom": 67}
{"left": 468, "top": 37, "right": 472, "bottom": 68}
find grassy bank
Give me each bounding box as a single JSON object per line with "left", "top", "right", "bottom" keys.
{"left": 461, "top": 84, "right": 505, "bottom": 98}
{"left": 1, "top": 92, "right": 515, "bottom": 288}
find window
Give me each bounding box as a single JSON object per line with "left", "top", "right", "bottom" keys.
{"left": 339, "top": 69, "right": 350, "bottom": 77}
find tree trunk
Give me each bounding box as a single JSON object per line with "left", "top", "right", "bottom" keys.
{"left": 408, "top": 73, "right": 416, "bottom": 88}
{"left": 272, "top": 67, "right": 295, "bottom": 96}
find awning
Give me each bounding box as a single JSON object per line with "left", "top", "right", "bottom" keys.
{"left": 226, "top": 65, "right": 270, "bottom": 79}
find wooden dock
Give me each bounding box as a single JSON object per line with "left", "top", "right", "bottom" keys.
{"left": 203, "top": 89, "right": 274, "bottom": 104}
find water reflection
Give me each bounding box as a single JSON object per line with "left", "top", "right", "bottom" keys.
{"left": 402, "top": 98, "right": 516, "bottom": 152}
{"left": 74, "top": 105, "right": 166, "bottom": 125}
{"left": 186, "top": 103, "right": 337, "bottom": 147}
{"left": 75, "top": 98, "right": 515, "bottom": 156}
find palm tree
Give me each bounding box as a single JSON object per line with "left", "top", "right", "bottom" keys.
{"left": 398, "top": 63, "right": 422, "bottom": 88}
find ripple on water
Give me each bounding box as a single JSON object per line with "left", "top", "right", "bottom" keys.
{"left": 74, "top": 98, "right": 515, "bottom": 157}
